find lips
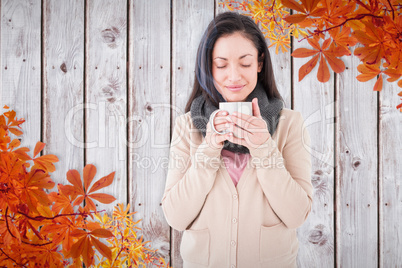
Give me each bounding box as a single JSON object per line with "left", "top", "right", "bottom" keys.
{"left": 226, "top": 85, "right": 244, "bottom": 92}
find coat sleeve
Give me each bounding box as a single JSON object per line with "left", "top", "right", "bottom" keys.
{"left": 161, "top": 114, "right": 222, "bottom": 231}
{"left": 249, "top": 111, "right": 313, "bottom": 229}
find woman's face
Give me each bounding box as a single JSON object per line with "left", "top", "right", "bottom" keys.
{"left": 212, "top": 32, "right": 262, "bottom": 102}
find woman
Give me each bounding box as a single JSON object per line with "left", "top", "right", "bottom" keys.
{"left": 162, "top": 12, "right": 312, "bottom": 268}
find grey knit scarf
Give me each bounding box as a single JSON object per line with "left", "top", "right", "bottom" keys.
{"left": 190, "top": 83, "right": 284, "bottom": 154}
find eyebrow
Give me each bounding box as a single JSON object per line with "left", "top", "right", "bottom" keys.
{"left": 213, "top": 54, "right": 253, "bottom": 60}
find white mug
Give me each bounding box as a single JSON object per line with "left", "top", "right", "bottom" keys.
{"left": 219, "top": 102, "right": 253, "bottom": 116}
{"left": 209, "top": 102, "right": 253, "bottom": 135}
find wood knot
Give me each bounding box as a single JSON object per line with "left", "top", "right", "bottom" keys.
{"left": 146, "top": 104, "right": 153, "bottom": 112}
{"left": 308, "top": 225, "right": 327, "bottom": 246}
{"left": 101, "top": 27, "right": 120, "bottom": 47}
{"left": 352, "top": 157, "right": 362, "bottom": 170}
{"left": 60, "top": 63, "right": 67, "bottom": 73}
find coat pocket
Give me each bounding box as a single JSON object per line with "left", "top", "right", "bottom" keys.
{"left": 260, "top": 222, "right": 292, "bottom": 262}
{"left": 180, "top": 228, "right": 210, "bottom": 266}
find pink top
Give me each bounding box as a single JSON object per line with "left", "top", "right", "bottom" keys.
{"left": 221, "top": 149, "right": 251, "bottom": 186}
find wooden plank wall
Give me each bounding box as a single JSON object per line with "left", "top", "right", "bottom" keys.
{"left": 0, "top": 0, "right": 401, "bottom": 267}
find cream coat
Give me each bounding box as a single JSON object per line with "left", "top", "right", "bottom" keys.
{"left": 162, "top": 108, "right": 313, "bottom": 268}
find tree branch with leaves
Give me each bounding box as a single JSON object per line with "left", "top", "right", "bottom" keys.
{"left": 222, "top": 0, "right": 402, "bottom": 111}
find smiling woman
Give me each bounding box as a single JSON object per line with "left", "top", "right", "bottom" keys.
{"left": 162, "top": 12, "right": 313, "bottom": 268}
{"left": 212, "top": 33, "right": 262, "bottom": 102}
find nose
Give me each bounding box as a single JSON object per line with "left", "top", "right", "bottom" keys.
{"left": 228, "top": 65, "right": 241, "bottom": 82}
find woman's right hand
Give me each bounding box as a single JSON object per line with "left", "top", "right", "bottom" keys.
{"left": 205, "top": 110, "right": 233, "bottom": 149}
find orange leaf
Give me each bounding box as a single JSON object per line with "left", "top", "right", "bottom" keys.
{"left": 9, "top": 128, "right": 23, "bottom": 136}
{"left": 299, "top": 54, "right": 320, "bottom": 81}
{"left": 281, "top": 0, "right": 305, "bottom": 13}
{"left": 9, "top": 139, "right": 21, "bottom": 149}
{"left": 83, "top": 164, "right": 96, "bottom": 192}
{"left": 373, "top": 74, "right": 383, "bottom": 91}
{"left": 284, "top": 14, "right": 308, "bottom": 24}
{"left": 73, "top": 195, "right": 85, "bottom": 207}
{"left": 398, "top": 80, "right": 402, "bottom": 88}
{"left": 90, "top": 228, "right": 113, "bottom": 238}
{"left": 13, "top": 147, "right": 31, "bottom": 161}
{"left": 71, "top": 229, "right": 88, "bottom": 237}
{"left": 70, "top": 236, "right": 86, "bottom": 258}
{"left": 307, "top": 38, "right": 321, "bottom": 50}
{"left": 303, "top": 0, "right": 321, "bottom": 12}
{"left": 383, "top": 68, "right": 402, "bottom": 82}
{"left": 91, "top": 236, "right": 112, "bottom": 260}
{"left": 88, "top": 193, "right": 116, "bottom": 204}
{"left": 82, "top": 236, "right": 95, "bottom": 267}
{"left": 84, "top": 197, "right": 97, "bottom": 211}
{"left": 317, "top": 55, "right": 330, "bottom": 82}
{"left": 324, "top": 53, "right": 345, "bottom": 73}
{"left": 67, "top": 169, "right": 84, "bottom": 192}
{"left": 356, "top": 73, "right": 378, "bottom": 82}
{"left": 88, "top": 172, "right": 115, "bottom": 194}
{"left": 292, "top": 48, "right": 318, "bottom": 58}
{"left": 3, "top": 105, "right": 9, "bottom": 109}
{"left": 34, "top": 141, "right": 46, "bottom": 158}
{"left": 33, "top": 154, "right": 59, "bottom": 173}
{"left": 398, "top": 91, "right": 402, "bottom": 97}
{"left": 322, "top": 38, "right": 331, "bottom": 50}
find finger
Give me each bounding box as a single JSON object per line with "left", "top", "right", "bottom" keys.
{"left": 226, "top": 133, "right": 248, "bottom": 147}
{"left": 230, "top": 113, "right": 260, "bottom": 129}
{"left": 252, "top": 98, "right": 262, "bottom": 118}
{"left": 214, "top": 122, "right": 231, "bottom": 133}
{"left": 215, "top": 132, "right": 233, "bottom": 144}
{"left": 214, "top": 114, "right": 232, "bottom": 125}
{"left": 228, "top": 124, "right": 250, "bottom": 138}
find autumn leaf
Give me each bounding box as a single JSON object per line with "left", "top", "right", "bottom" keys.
{"left": 67, "top": 164, "right": 116, "bottom": 211}
{"left": 33, "top": 154, "right": 59, "bottom": 173}
{"left": 33, "top": 141, "right": 46, "bottom": 158}
{"left": 48, "top": 184, "right": 76, "bottom": 214}
{"left": 356, "top": 63, "right": 381, "bottom": 82}
{"left": 19, "top": 169, "right": 55, "bottom": 212}
{"left": 293, "top": 38, "right": 345, "bottom": 82}
{"left": 373, "top": 74, "right": 383, "bottom": 91}
{"left": 282, "top": 0, "right": 325, "bottom": 25}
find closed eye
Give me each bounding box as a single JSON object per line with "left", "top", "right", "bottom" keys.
{"left": 241, "top": 64, "right": 251, "bottom": 68}
{"left": 216, "top": 66, "right": 227, "bottom": 69}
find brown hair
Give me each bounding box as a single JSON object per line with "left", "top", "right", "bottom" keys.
{"left": 185, "top": 12, "right": 283, "bottom": 112}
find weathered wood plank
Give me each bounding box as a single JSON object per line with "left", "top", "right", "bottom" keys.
{"left": 293, "top": 37, "right": 335, "bottom": 267}
{"left": 43, "top": 0, "right": 84, "bottom": 184}
{"left": 171, "top": 1, "right": 215, "bottom": 266}
{"left": 380, "top": 82, "right": 402, "bottom": 267}
{"left": 129, "top": 0, "right": 171, "bottom": 263}
{"left": 1, "top": 0, "right": 41, "bottom": 149}
{"left": 85, "top": 0, "right": 127, "bottom": 211}
{"left": 336, "top": 54, "right": 378, "bottom": 267}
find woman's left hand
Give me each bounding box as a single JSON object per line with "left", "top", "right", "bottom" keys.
{"left": 226, "top": 98, "right": 271, "bottom": 149}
